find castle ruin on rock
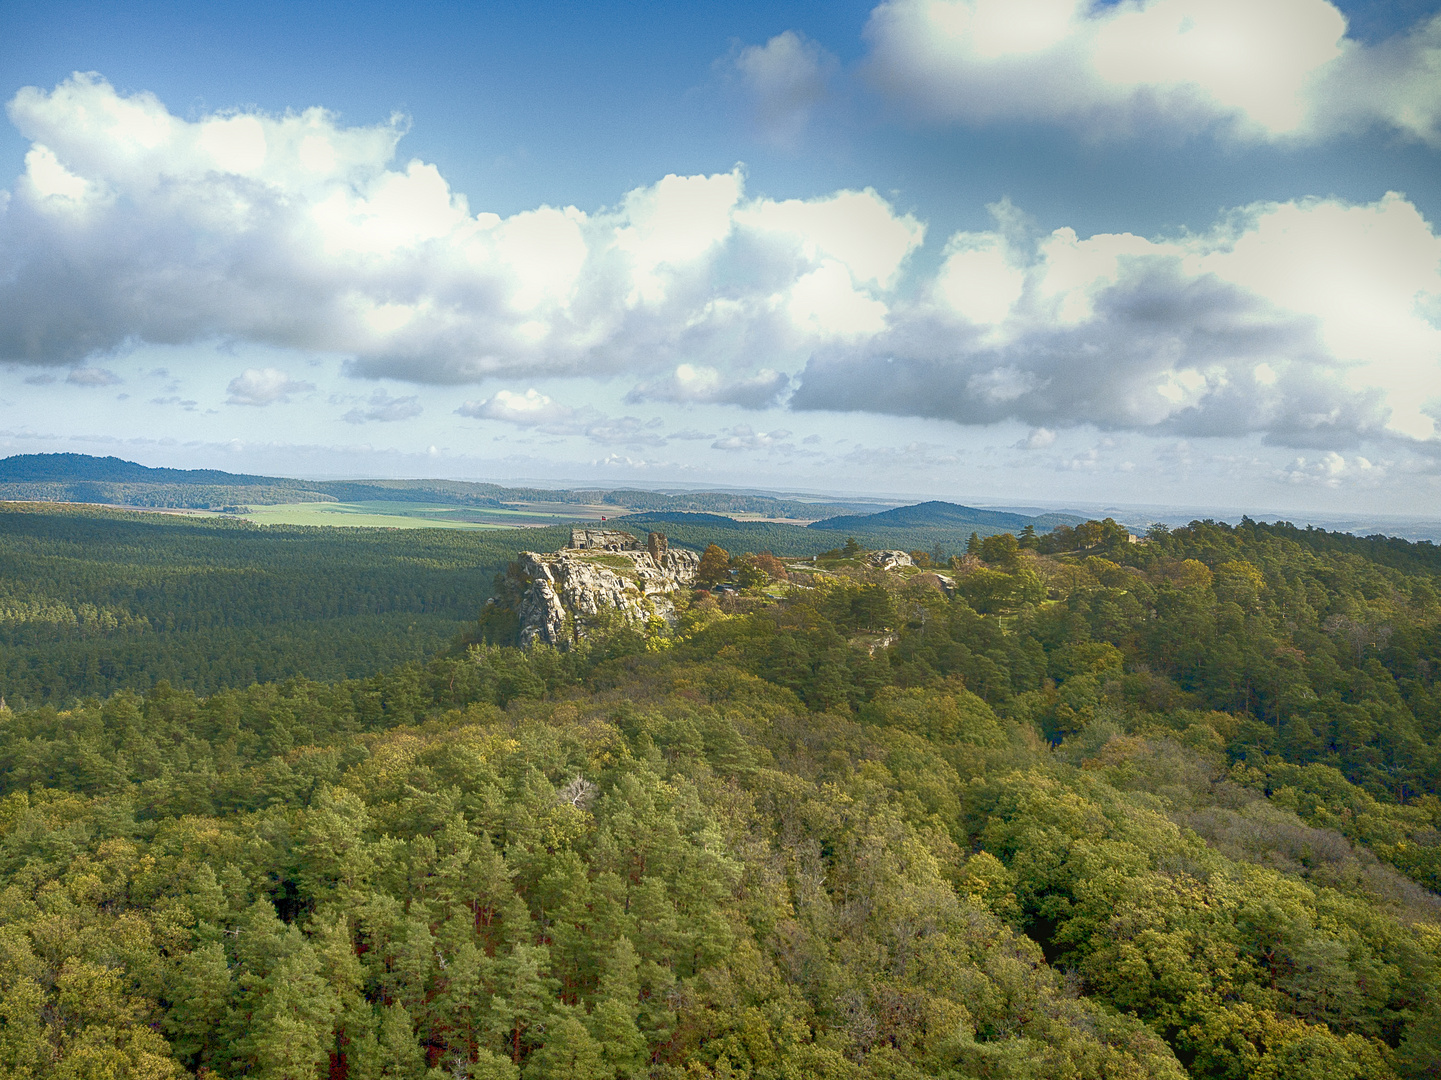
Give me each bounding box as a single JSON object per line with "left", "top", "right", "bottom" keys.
{"left": 567, "top": 528, "right": 641, "bottom": 551}
{"left": 514, "top": 529, "right": 699, "bottom": 647}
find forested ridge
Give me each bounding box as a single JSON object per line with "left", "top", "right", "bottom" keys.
{"left": 2, "top": 513, "right": 1441, "bottom": 1079}
{"left": 614, "top": 513, "right": 1037, "bottom": 556}
{"left": 0, "top": 455, "right": 865, "bottom": 518}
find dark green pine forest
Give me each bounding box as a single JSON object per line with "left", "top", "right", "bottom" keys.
{"left": 2, "top": 503, "right": 1441, "bottom": 1080}
{"left": 0, "top": 503, "right": 573, "bottom": 703}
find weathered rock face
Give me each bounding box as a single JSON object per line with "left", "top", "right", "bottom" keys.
{"left": 867, "top": 549, "right": 914, "bottom": 570}
{"left": 516, "top": 540, "right": 700, "bottom": 647}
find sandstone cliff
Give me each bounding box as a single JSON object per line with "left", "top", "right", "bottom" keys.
{"left": 514, "top": 530, "right": 699, "bottom": 647}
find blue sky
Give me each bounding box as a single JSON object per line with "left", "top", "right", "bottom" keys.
{"left": 2, "top": 0, "right": 1441, "bottom": 514}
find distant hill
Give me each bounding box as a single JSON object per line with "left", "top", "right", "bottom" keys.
{"left": 0, "top": 453, "right": 331, "bottom": 510}
{"left": 608, "top": 506, "right": 1074, "bottom": 557}
{"left": 600, "top": 489, "right": 865, "bottom": 518}
{"left": 810, "top": 500, "right": 1085, "bottom": 533}
{"left": 0, "top": 453, "right": 860, "bottom": 519}
{"left": 597, "top": 513, "right": 835, "bottom": 555}
{"left": 0, "top": 453, "right": 290, "bottom": 486}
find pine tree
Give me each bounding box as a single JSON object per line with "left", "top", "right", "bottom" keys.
{"left": 470, "top": 1048, "right": 520, "bottom": 1080}
{"left": 296, "top": 785, "right": 377, "bottom": 905}
{"left": 523, "top": 1011, "right": 606, "bottom": 1080}
{"left": 247, "top": 951, "right": 342, "bottom": 1080}
{"left": 584, "top": 939, "right": 647, "bottom": 1077}
{"left": 488, "top": 944, "right": 558, "bottom": 1064}
{"left": 432, "top": 939, "right": 493, "bottom": 1067}
{"left": 163, "top": 942, "right": 233, "bottom": 1068}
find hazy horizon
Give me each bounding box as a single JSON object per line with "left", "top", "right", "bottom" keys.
{"left": 9, "top": 448, "right": 1441, "bottom": 543}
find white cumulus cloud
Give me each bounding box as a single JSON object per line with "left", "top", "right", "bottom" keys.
{"left": 456, "top": 388, "right": 576, "bottom": 426}
{"left": 733, "top": 30, "right": 839, "bottom": 145}
{"left": 627, "top": 363, "right": 790, "bottom": 408}
{"left": 226, "top": 367, "right": 314, "bottom": 406}
{"left": 0, "top": 75, "right": 923, "bottom": 386}
{"left": 1279, "top": 451, "right": 1384, "bottom": 487}
{"left": 864, "top": 0, "right": 1441, "bottom": 143}
{"left": 4, "top": 74, "right": 1440, "bottom": 457}
{"left": 792, "top": 192, "right": 1441, "bottom": 448}
{"left": 1018, "top": 427, "right": 1057, "bottom": 450}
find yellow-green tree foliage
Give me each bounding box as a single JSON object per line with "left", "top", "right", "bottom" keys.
{"left": 1, "top": 516, "right": 1440, "bottom": 1080}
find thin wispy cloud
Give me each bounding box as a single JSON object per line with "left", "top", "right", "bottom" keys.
{"left": 344, "top": 390, "right": 422, "bottom": 424}
{"left": 711, "top": 425, "right": 794, "bottom": 452}
{"left": 457, "top": 389, "right": 666, "bottom": 448}
{"left": 66, "top": 367, "right": 121, "bottom": 386}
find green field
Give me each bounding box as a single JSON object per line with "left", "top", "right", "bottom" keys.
{"left": 240, "top": 499, "right": 625, "bottom": 529}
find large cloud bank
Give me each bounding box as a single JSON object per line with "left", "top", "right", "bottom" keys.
{"left": 3, "top": 74, "right": 1440, "bottom": 451}
{"left": 1, "top": 74, "right": 921, "bottom": 396}
{"left": 864, "top": 0, "right": 1441, "bottom": 142}
{"left": 794, "top": 192, "right": 1441, "bottom": 446}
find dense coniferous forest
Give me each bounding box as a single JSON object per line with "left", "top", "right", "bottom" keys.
{"left": 2, "top": 508, "right": 1441, "bottom": 1079}
{"left": 0, "top": 504, "right": 571, "bottom": 704}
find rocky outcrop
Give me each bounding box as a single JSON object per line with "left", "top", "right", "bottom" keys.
{"left": 867, "top": 549, "right": 914, "bottom": 570}
{"left": 516, "top": 531, "right": 700, "bottom": 647}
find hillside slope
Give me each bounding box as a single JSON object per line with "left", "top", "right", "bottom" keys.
{"left": 0, "top": 452, "right": 288, "bottom": 485}
{"left": 811, "top": 499, "right": 1085, "bottom": 533}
